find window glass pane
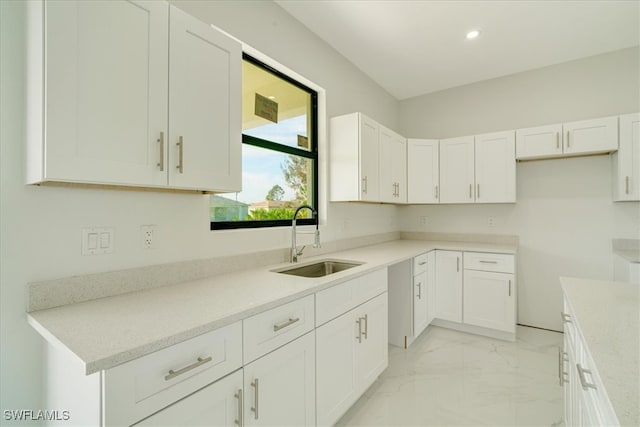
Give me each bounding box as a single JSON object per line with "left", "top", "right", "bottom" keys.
{"left": 211, "top": 145, "right": 314, "bottom": 222}
{"left": 242, "top": 60, "right": 313, "bottom": 151}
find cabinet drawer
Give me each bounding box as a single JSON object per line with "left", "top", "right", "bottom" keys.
{"left": 243, "top": 295, "right": 314, "bottom": 364}
{"left": 413, "top": 252, "right": 430, "bottom": 275}
{"left": 104, "top": 321, "right": 242, "bottom": 427}
{"left": 316, "top": 268, "right": 387, "bottom": 327}
{"left": 463, "top": 252, "right": 514, "bottom": 273}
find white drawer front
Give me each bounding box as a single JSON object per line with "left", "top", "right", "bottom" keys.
{"left": 315, "top": 268, "right": 387, "bottom": 327}
{"left": 413, "top": 253, "right": 429, "bottom": 275}
{"left": 464, "top": 252, "right": 514, "bottom": 273}
{"left": 104, "top": 321, "right": 242, "bottom": 427}
{"left": 243, "top": 294, "right": 314, "bottom": 364}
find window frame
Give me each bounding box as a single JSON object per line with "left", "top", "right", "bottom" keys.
{"left": 211, "top": 53, "right": 319, "bottom": 230}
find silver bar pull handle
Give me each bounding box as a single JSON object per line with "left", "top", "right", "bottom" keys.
{"left": 176, "top": 136, "right": 184, "bottom": 173}
{"left": 558, "top": 348, "right": 563, "bottom": 386}
{"left": 417, "top": 282, "right": 422, "bottom": 299}
{"left": 165, "top": 356, "right": 212, "bottom": 381}
{"left": 434, "top": 185, "right": 438, "bottom": 199}
{"left": 157, "top": 132, "right": 164, "bottom": 171}
{"left": 356, "top": 318, "right": 362, "bottom": 343}
{"left": 561, "top": 312, "right": 572, "bottom": 324}
{"left": 566, "top": 131, "right": 571, "bottom": 148}
{"left": 234, "top": 389, "right": 243, "bottom": 427}
{"left": 626, "top": 176, "right": 630, "bottom": 194}
{"left": 477, "top": 184, "right": 480, "bottom": 200}
{"left": 576, "top": 364, "right": 597, "bottom": 390}
{"left": 469, "top": 184, "right": 473, "bottom": 199}
{"left": 273, "top": 317, "right": 300, "bottom": 332}
{"left": 556, "top": 132, "right": 560, "bottom": 149}
{"left": 251, "top": 379, "right": 259, "bottom": 420}
{"left": 479, "top": 260, "right": 498, "bottom": 264}
{"left": 362, "top": 176, "right": 367, "bottom": 194}
{"left": 508, "top": 279, "right": 512, "bottom": 297}
{"left": 418, "top": 261, "right": 427, "bottom": 266}
{"left": 456, "top": 257, "right": 460, "bottom": 272}
{"left": 362, "top": 314, "right": 368, "bottom": 339}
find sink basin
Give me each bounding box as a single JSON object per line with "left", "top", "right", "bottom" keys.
{"left": 274, "top": 259, "right": 364, "bottom": 278}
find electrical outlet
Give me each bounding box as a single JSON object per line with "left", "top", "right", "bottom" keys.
{"left": 488, "top": 217, "right": 496, "bottom": 227}
{"left": 141, "top": 225, "right": 157, "bottom": 249}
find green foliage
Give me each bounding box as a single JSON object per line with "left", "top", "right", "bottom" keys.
{"left": 282, "top": 156, "right": 309, "bottom": 203}
{"left": 265, "top": 184, "right": 285, "bottom": 201}
{"left": 247, "top": 208, "right": 300, "bottom": 220}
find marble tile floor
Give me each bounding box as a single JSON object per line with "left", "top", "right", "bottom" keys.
{"left": 337, "top": 325, "right": 565, "bottom": 427}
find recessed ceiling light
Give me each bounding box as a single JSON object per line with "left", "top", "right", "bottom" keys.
{"left": 466, "top": 30, "right": 481, "bottom": 40}
{"left": 268, "top": 96, "right": 276, "bottom": 100}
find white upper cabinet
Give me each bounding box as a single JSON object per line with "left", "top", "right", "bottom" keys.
{"left": 516, "top": 116, "right": 618, "bottom": 161}
{"left": 563, "top": 116, "right": 618, "bottom": 156}
{"left": 168, "top": 6, "right": 241, "bottom": 192}
{"left": 516, "top": 124, "right": 563, "bottom": 160}
{"left": 613, "top": 113, "right": 640, "bottom": 201}
{"left": 439, "top": 136, "right": 475, "bottom": 203}
{"left": 379, "top": 126, "right": 407, "bottom": 203}
{"left": 407, "top": 139, "right": 439, "bottom": 203}
{"left": 28, "top": 0, "right": 169, "bottom": 187}
{"left": 475, "top": 131, "right": 516, "bottom": 203}
{"left": 330, "top": 113, "right": 380, "bottom": 202}
{"left": 26, "top": 1, "right": 241, "bottom": 192}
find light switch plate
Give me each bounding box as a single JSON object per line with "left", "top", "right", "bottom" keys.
{"left": 82, "top": 227, "right": 113, "bottom": 255}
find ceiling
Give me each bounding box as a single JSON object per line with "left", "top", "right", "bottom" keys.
{"left": 275, "top": 0, "right": 640, "bottom": 100}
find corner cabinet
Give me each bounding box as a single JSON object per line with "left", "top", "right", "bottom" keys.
{"left": 330, "top": 113, "right": 406, "bottom": 203}
{"left": 613, "top": 113, "right": 640, "bottom": 201}
{"left": 434, "top": 250, "right": 463, "bottom": 322}
{"left": 26, "top": 1, "right": 241, "bottom": 193}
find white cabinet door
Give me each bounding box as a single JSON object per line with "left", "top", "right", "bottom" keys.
{"left": 355, "top": 293, "right": 388, "bottom": 391}
{"left": 515, "top": 123, "right": 563, "bottom": 160}
{"left": 360, "top": 115, "right": 380, "bottom": 202}
{"left": 475, "top": 131, "right": 516, "bottom": 203}
{"left": 135, "top": 370, "right": 242, "bottom": 427}
{"left": 243, "top": 332, "right": 315, "bottom": 427}
{"left": 613, "top": 113, "right": 640, "bottom": 201}
{"left": 316, "top": 309, "right": 359, "bottom": 427}
{"left": 379, "top": 126, "right": 406, "bottom": 203}
{"left": 38, "top": 0, "right": 168, "bottom": 186}
{"left": 563, "top": 116, "right": 618, "bottom": 156}
{"left": 168, "top": 5, "right": 241, "bottom": 192}
{"left": 407, "top": 139, "right": 439, "bottom": 203}
{"left": 463, "top": 270, "right": 515, "bottom": 333}
{"left": 426, "top": 251, "right": 437, "bottom": 325}
{"left": 435, "top": 251, "right": 463, "bottom": 323}
{"left": 439, "top": 136, "right": 475, "bottom": 203}
{"left": 413, "top": 271, "right": 429, "bottom": 337}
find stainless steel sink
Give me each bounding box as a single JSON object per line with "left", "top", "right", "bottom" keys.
{"left": 274, "top": 259, "right": 364, "bottom": 278}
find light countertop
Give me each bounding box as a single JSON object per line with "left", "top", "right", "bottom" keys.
{"left": 28, "top": 239, "right": 515, "bottom": 375}
{"left": 560, "top": 277, "right": 640, "bottom": 426}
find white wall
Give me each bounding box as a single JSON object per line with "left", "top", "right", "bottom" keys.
{"left": 0, "top": 0, "right": 398, "bottom": 420}
{"left": 399, "top": 47, "right": 640, "bottom": 331}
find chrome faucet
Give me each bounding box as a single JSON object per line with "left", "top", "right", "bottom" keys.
{"left": 291, "top": 205, "right": 320, "bottom": 263}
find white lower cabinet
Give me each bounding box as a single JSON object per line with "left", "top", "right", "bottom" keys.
{"left": 243, "top": 331, "right": 316, "bottom": 427}
{"left": 135, "top": 370, "right": 243, "bottom": 426}
{"left": 316, "top": 292, "right": 388, "bottom": 427}
{"left": 433, "top": 250, "right": 516, "bottom": 341}
{"left": 434, "top": 250, "right": 463, "bottom": 322}
{"left": 463, "top": 270, "right": 515, "bottom": 333}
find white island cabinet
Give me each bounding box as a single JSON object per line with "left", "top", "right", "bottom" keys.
{"left": 26, "top": 0, "right": 241, "bottom": 192}
{"left": 560, "top": 277, "right": 639, "bottom": 427}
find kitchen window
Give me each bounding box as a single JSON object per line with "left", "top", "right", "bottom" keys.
{"left": 211, "top": 54, "right": 318, "bottom": 230}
